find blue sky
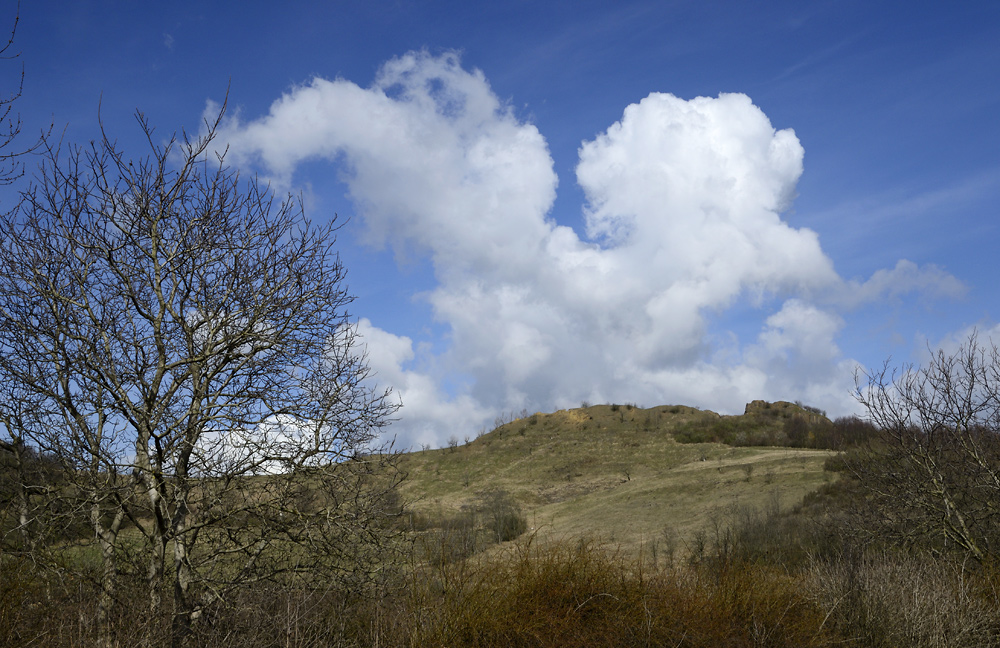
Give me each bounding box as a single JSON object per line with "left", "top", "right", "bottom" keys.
{"left": 5, "top": 1, "right": 999, "bottom": 447}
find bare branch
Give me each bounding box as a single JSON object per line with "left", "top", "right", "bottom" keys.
{"left": 0, "top": 2, "right": 49, "bottom": 186}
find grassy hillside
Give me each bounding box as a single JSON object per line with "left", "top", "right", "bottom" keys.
{"left": 397, "top": 402, "right": 836, "bottom": 552}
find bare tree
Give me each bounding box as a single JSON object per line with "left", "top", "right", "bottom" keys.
{"left": 0, "top": 107, "right": 402, "bottom": 647}
{"left": 853, "top": 332, "right": 1000, "bottom": 563}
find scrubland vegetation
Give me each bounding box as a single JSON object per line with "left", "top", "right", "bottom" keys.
{"left": 8, "top": 361, "right": 1000, "bottom": 647}
{"left": 6, "top": 471, "right": 1000, "bottom": 647}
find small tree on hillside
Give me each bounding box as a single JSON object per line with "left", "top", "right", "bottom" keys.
{"left": 477, "top": 488, "right": 527, "bottom": 544}
{"left": 0, "top": 107, "right": 402, "bottom": 647}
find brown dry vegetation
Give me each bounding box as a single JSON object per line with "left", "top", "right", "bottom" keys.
{"left": 5, "top": 400, "right": 1000, "bottom": 647}
{"left": 7, "top": 528, "right": 1000, "bottom": 648}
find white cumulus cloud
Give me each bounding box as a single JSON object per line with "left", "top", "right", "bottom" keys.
{"left": 356, "top": 318, "right": 490, "bottom": 449}
{"left": 213, "top": 51, "right": 961, "bottom": 447}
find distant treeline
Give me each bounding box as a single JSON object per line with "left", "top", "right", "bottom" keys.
{"left": 674, "top": 408, "right": 876, "bottom": 450}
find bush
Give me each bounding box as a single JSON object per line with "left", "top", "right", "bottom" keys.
{"left": 784, "top": 415, "right": 809, "bottom": 447}
{"left": 406, "top": 538, "right": 836, "bottom": 648}
{"left": 477, "top": 488, "right": 527, "bottom": 543}
{"left": 807, "top": 551, "right": 1000, "bottom": 648}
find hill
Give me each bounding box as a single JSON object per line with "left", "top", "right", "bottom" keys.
{"left": 396, "top": 401, "right": 837, "bottom": 553}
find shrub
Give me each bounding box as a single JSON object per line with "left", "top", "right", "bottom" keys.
{"left": 807, "top": 551, "right": 1000, "bottom": 648}
{"left": 416, "top": 512, "right": 481, "bottom": 565}
{"left": 406, "top": 538, "right": 836, "bottom": 648}
{"left": 784, "top": 415, "right": 810, "bottom": 447}
{"left": 477, "top": 488, "right": 527, "bottom": 543}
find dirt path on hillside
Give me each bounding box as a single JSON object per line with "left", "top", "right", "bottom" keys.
{"left": 671, "top": 448, "right": 832, "bottom": 473}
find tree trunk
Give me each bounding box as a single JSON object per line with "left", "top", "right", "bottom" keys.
{"left": 91, "top": 500, "right": 125, "bottom": 648}
{"left": 169, "top": 487, "right": 195, "bottom": 648}
{"left": 96, "top": 533, "right": 117, "bottom": 648}
{"left": 147, "top": 535, "right": 165, "bottom": 620}
{"left": 15, "top": 452, "right": 30, "bottom": 550}
{"left": 170, "top": 534, "right": 195, "bottom": 647}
